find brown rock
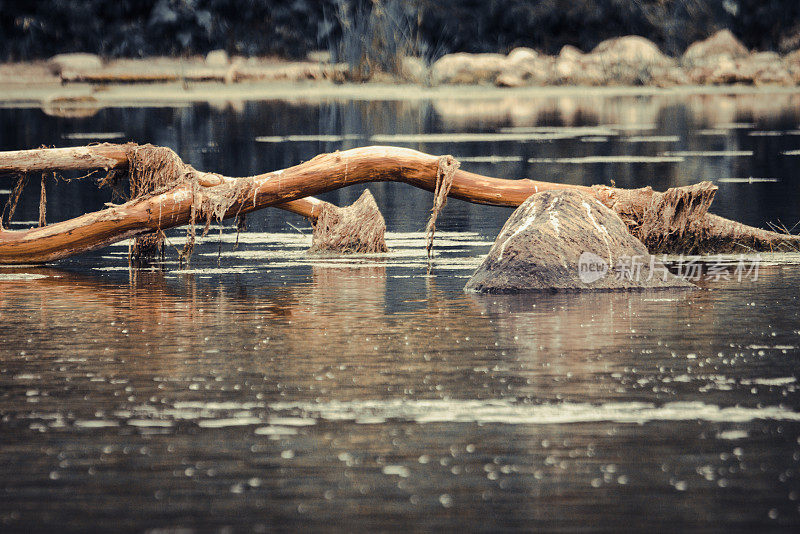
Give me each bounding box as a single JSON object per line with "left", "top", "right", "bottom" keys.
{"left": 430, "top": 53, "right": 508, "bottom": 85}
{"left": 741, "top": 52, "right": 793, "bottom": 86}
{"left": 205, "top": 49, "right": 229, "bottom": 67}
{"left": 683, "top": 29, "right": 749, "bottom": 66}
{"left": 588, "top": 36, "right": 673, "bottom": 85}
{"left": 464, "top": 189, "right": 695, "bottom": 293}
{"left": 496, "top": 47, "right": 552, "bottom": 87}
{"left": 785, "top": 50, "right": 800, "bottom": 84}
{"left": 399, "top": 56, "right": 428, "bottom": 83}
{"left": 553, "top": 46, "right": 608, "bottom": 85}
{"left": 591, "top": 36, "right": 673, "bottom": 68}
{"left": 495, "top": 71, "right": 526, "bottom": 87}
{"left": 558, "top": 45, "right": 584, "bottom": 62}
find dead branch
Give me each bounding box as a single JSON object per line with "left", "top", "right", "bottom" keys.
{"left": 0, "top": 143, "right": 797, "bottom": 264}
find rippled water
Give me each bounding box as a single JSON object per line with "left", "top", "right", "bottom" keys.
{"left": 2, "top": 91, "right": 800, "bottom": 532}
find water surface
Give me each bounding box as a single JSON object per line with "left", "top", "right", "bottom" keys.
{"left": 1, "top": 91, "right": 800, "bottom": 532}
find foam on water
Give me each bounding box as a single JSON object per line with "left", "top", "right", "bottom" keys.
{"left": 370, "top": 132, "right": 587, "bottom": 143}
{"left": 717, "top": 177, "right": 779, "bottom": 183}
{"left": 0, "top": 273, "right": 49, "bottom": 281}
{"left": 63, "top": 132, "right": 126, "bottom": 140}
{"left": 624, "top": 135, "right": 680, "bottom": 143}
{"left": 529, "top": 155, "right": 684, "bottom": 163}
{"left": 664, "top": 150, "right": 752, "bottom": 157}
{"left": 268, "top": 399, "right": 800, "bottom": 425}
{"left": 255, "top": 134, "right": 362, "bottom": 143}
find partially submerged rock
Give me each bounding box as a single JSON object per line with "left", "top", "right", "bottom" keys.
{"left": 309, "top": 189, "right": 388, "bottom": 254}
{"left": 464, "top": 190, "right": 695, "bottom": 293}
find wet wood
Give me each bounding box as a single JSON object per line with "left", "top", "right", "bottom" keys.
{"left": 0, "top": 144, "right": 796, "bottom": 264}
{"left": 0, "top": 144, "right": 325, "bottom": 221}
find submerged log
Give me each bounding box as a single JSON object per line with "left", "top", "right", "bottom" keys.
{"left": 0, "top": 143, "right": 797, "bottom": 264}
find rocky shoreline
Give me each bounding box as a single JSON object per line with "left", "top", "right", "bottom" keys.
{"left": 431, "top": 31, "right": 800, "bottom": 88}
{"left": 2, "top": 30, "right": 800, "bottom": 93}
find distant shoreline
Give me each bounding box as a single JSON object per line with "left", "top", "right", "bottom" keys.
{"left": 1, "top": 78, "right": 800, "bottom": 110}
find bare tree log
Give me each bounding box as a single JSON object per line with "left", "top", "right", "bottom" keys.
{"left": 0, "top": 143, "right": 326, "bottom": 221}
{"left": 0, "top": 144, "right": 797, "bottom": 264}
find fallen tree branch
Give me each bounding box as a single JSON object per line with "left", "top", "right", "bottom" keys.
{"left": 0, "top": 143, "right": 327, "bottom": 222}
{"left": 0, "top": 143, "right": 797, "bottom": 264}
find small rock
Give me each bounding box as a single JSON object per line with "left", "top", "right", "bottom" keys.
{"left": 464, "top": 189, "right": 695, "bottom": 293}
{"left": 205, "top": 49, "right": 229, "bottom": 67}
{"left": 399, "top": 56, "right": 428, "bottom": 83}
{"left": 495, "top": 71, "right": 526, "bottom": 87}
{"left": 506, "top": 47, "right": 539, "bottom": 65}
{"left": 558, "top": 45, "right": 584, "bottom": 62}
{"left": 48, "top": 53, "right": 102, "bottom": 75}
{"left": 683, "top": 29, "right": 748, "bottom": 66}
{"left": 430, "top": 53, "right": 508, "bottom": 85}
{"left": 784, "top": 49, "right": 800, "bottom": 84}
{"left": 306, "top": 50, "right": 332, "bottom": 63}
{"left": 739, "top": 52, "right": 793, "bottom": 85}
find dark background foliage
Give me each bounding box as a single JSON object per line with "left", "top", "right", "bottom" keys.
{"left": 1, "top": 0, "right": 798, "bottom": 61}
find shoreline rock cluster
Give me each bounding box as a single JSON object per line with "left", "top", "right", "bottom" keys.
{"left": 431, "top": 31, "right": 800, "bottom": 87}
{"left": 5, "top": 30, "right": 800, "bottom": 89}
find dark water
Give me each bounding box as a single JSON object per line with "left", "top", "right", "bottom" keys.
{"left": 1, "top": 92, "right": 800, "bottom": 532}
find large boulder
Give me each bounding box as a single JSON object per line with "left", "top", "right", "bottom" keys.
{"left": 682, "top": 29, "right": 748, "bottom": 66}
{"left": 464, "top": 189, "right": 695, "bottom": 293}
{"left": 591, "top": 36, "right": 673, "bottom": 67}
{"left": 588, "top": 36, "right": 674, "bottom": 85}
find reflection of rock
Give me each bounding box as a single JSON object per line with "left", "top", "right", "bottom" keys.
{"left": 682, "top": 29, "right": 749, "bottom": 66}
{"left": 48, "top": 53, "right": 102, "bottom": 75}
{"left": 40, "top": 94, "right": 100, "bottom": 118}
{"left": 464, "top": 190, "right": 694, "bottom": 293}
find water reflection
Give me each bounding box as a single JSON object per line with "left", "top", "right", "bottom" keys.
{"left": 3, "top": 91, "right": 800, "bottom": 232}
{"left": 2, "top": 92, "right": 800, "bottom": 530}
{"left": 2, "top": 260, "right": 799, "bottom": 530}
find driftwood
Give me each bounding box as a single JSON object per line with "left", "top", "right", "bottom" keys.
{"left": 0, "top": 143, "right": 388, "bottom": 261}
{"left": 0, "top": 143, "right": 797, "bottom": 265}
